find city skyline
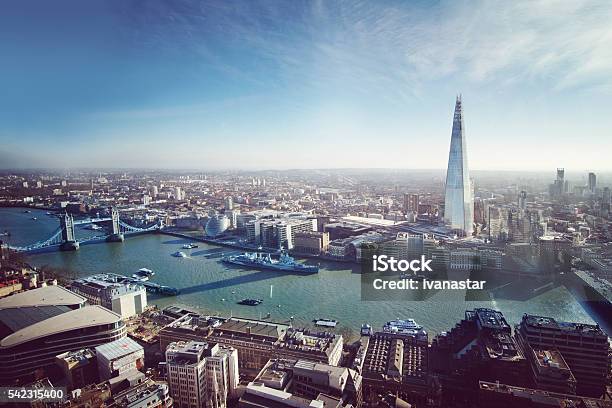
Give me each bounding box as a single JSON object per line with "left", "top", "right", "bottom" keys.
{"left": 2, "top": 0, "right": 612, "bottom": 170}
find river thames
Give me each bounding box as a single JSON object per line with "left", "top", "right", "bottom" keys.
{"left": 1, "top": 207, "right": 596, "bottom": 341}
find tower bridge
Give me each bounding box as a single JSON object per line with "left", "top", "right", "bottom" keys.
{"left": 9, "top": 208, "right": 163, "bottom": 253}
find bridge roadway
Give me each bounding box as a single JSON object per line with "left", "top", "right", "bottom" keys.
{"left": 9, "top": 218, "right": 163, "bottom": 253}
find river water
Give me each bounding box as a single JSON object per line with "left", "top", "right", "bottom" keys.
{"left": 1, "top": 207, "right": 595, "bottom": 340}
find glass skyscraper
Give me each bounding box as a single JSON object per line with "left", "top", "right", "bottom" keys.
{"left": 444, "top": 96, "right": 474, "bottom": 236}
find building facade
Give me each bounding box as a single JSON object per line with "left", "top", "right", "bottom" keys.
{"left": 444, "top": 96, "right": 474, "bottom": 236}
{"left": 165, "top": 341, "right": 239, "bottom": 408}
{"left": 71, "top": 274, "right": 147, "bottom": 319}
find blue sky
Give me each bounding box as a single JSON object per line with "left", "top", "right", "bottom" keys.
{"left": 1, "top": 0, "right": 611, "bottom": 170}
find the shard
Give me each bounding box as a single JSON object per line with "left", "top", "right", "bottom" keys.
{"left": 444, "top": 95, "right": 473, "bottom": 236}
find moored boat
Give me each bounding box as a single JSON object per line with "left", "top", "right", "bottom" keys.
{"left": 222, "top": 251, "right": 318, "bottom": 274}
{"left": 238, "top": 298, "right": 263, "bottom": 306}
{"left": 314, "top": 318, "right": 338, "bottom": 328}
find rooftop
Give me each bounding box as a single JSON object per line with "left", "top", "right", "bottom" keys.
{"left": 0, "top": 305, "right": 72, "bottom": 339}
{"left": 72, "top": 274, "right": 145, "bottom": 295}
{"left": 479, "top": 381, "right": 612, "bottom": 407}
{"left": 0, "top": 305, "right": 122, "bottom": 349}
{"left": 95, "top": 337, "right": 143, "bottom": 361}
{"left": 522, "top": 314, "right": 606, "bottom": 337}
{"left": 342, "top": 215, "right": 402, "bottom": 227}
{"left": 469, "top": 308, "right": 510, "bottom": 331}
{"left": 0, "top": 285, "right": 86, "bottom": 309}
{"left": 217, "top": 317, "right": 288, "bottom": 340}
{"left": 56, "top": 348, "right": 96, "bottom": 366}
{"left": 533, "top": 349, "right": 570, "bottom": 371}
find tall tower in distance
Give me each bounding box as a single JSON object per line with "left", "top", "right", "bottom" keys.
{"left": 588, "top": 172, "right": 597, "bottom": 192}
{"left": 444, "top": 95, "right": 474, "bottom": 236}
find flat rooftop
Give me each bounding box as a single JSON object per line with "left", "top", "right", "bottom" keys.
{"left": 0, "top": 285, "right": 86, "bottom": 309}
{"left": 218, "top": 317, "right": 288, "bottom": 340}
{"left": 533, "top": 349, "right": 570, "bottom": 371}
{"left": 95, "top": 336, "right": 143, "bottom": 361}
{"left": 479, "top": 381, "right": 612, "bottom": 407}
{"left": 342, "top": 215, "right": 402, "bottom": 227}
{"left": 470, "top": 308, "right": 510, "bottom": 331}
{"left": 522, "top": 314, "right": 606, "bottom": 337}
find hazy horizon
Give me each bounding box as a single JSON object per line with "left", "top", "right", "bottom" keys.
{"left": 2, "top": 0, "right": 612, "bottom": 170}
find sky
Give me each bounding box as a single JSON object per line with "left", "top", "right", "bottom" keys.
{"left": 1, "top": 0, "right": 611, "bottom": 171}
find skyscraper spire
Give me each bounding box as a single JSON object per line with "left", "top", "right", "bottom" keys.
{"left": 444, "top": 95, "right": 473, "bottom": 235}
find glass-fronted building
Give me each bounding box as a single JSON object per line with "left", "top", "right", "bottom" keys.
{"left": 444, "top": 96, "right": 474, "bottom": 236}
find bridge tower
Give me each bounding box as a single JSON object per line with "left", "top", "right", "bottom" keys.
{"left": 59, "top": 213, "right": 79, "bottom": 251}
{"left": 106, "top": 207, "right": 125, "bottom": 242}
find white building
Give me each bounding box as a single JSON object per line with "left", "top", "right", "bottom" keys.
{"left": 166, "top": 341, "right": 239, "bottom": 408}
{"left": 95, "top": 337, "right": 145, "bottom": 381}
{"left": 205, "top": 346, "right": 239, "bottom": 408}
{"left": 175, "top": 187, "right": 184, "bottom": 200}
{"left": 71, "top": 274, "right": 147, "bottom": 319}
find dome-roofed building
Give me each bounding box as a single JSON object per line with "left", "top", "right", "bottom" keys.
{"left": 205, "top": 213, "right": 230, "bottom": 237}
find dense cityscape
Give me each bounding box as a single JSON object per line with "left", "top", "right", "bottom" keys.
{"left": 0, "top": 96, "right": 610, "bottom": 407}
{"left": 3, "top": 0, "right": 612, "bottom": 406}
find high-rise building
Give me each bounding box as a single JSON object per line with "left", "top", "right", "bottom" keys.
{"left": 518, "top": 190, "right": 527, "bottom": 211}
{"left": 550, "top": 168, "right": 567, "bottom": 198}
{"left": 150, "top": 185, "right": 159, "bottom": 197}
{"left": 588, "top": 172, "right": 597, "bottom": 192}
{"left": 165, "top": 341, "right": 239, "bottom": 408}
{"left": 516, "top": 314, "right": 609, "bottom": 397}
{"left": 444, "top": 96, "right": 474, "bottom": 236}
{"left": 402, "top": 193, "right": 419, "bottom": 214}
{"left": 165, "top": 341, "right": 209, "bottom": 408}
{"left": 174, "top": 186, "right": 183, "bottom": 201}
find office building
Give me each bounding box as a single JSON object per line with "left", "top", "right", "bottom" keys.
{"left": 165, "top": 341, "right": 238, "bottom": 408}
{"left": 174, "top": 187, "right": 184, "bottom": 201}
{"left": 361, "top": 332, "right": 428, "bottom": 407}
{"left": 292, "top": 231, "right": 330, "bottom": 255}
{"left": 71, "top": 274, "right": 147, "bottom": 319}
{"left": 150, "top": 185, "right": 159, "bottom": 197}
{"left": 518, "top": 190, "right": 527, "bottom": 211}
{"left": 226, "top": 208, "right": 240, "bottom": 229}
{"left": 430, "top": 309, "right": 528, "bottom": 406}
{"left": 323, "top": 222, "right": 372, "bottom": 240}
{"left": 550, "top": 168, "right": 567, "bottom": 198}
{"left": 588, "top": 172, "right": 597, "bottom": 192}
{"left": 95, "top": 337, "right": 145, "bottom": 381}
{"left": 63, "top": 375, "right": 173, "bottom": 408}
{"left": 238, "top": 358, "right": 362, "bottom": 408}
{"left": 205, "top": 345, "right": 240, "bottom": 407}
{"left": 402, "top": 193, "right": 419, "bottom": 214}
{"left": 478, "top": 381, "right": 612, "bottom": 408}
{"left": 165, "top": 341, "right": 208, "bottom": 408}
{"left": 443, "top": 96, "right": 474, "bottom": 235}
{"left": 524, "top": 348, "right": 576, "bottom": 394}
{"left": 109, "top": 378, "right": 173, "bottom": 408}
{"left": 0, "top": 296, "right": 125, "bottom": 385}
{"left": 516, "top": 314, "right": 609, "bottom": 397}
{"left": 246, "top": 218, "right": 316, "bottom": 249}
{"left": 161, "top": 316, "right": 342, "bottom": 376}
{"left": 55, "top": 348, "right": 98, "bottom": 391}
